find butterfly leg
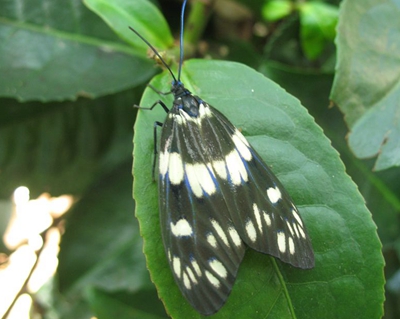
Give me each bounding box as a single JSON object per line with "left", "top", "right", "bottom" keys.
{"left": 134, "top": 99, "right": 169, "bottom": 113}
{"left": 135, "top": 100, "right": 170, "bottom": 180}
{"left": 147, "top": 84, "right": 172, "bottom": 95}
{"left": 152, "top": 121, "right": 163, "bottom": 180}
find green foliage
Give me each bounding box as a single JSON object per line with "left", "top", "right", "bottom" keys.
{"left": 298, "top": 2, "right": 339, "bottom": 60}
{"left": 134, "top": 60, "right": 384, "bottom": 318}
{"left": 0, "top": 0, "right": 397, "bottom": 318}
{"left": 262, "top": 0, "right": 293, "bottom": 22}
{"left": 84, "top": 0, "right": 173, "bottom": 50}
{"left": 331, "top": 0, "right": 400, "bottom": 171}
{"left": 262, "top": 0, "right": 339, "bottom": 61}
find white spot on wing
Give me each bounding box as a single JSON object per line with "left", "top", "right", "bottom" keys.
{"left": 173, "top": 113, "right": 184, "bottom": 125}
{"left": 207, "top": 233, "right": 217, "bottom": 248}
{"left": 263, "top": 212, "right": 272, "bottom": 226}
{"left": 198, "top": 103, "right": 205, "bottom": 118}
{"left": 288, "top": 236, "right": 295, "bottom": 255}
{"left": 159, "top": 137, "right": 172, "bottom": 178}
{"left": 277, "top": 232, "right": 286, "bottom": 253}
{"left": 212, "top": 160, "right": 227, "bottom": 180}
{"left": 228, "top": 227, "right": 242, "bottom": 247}
{"left": 183, "top": 272, "right": 191, "bottom": 289}
{"left": 291, "top": 210, "right": 306, "bottom": 238}
{"left": 267, "top": 186, "right": 282, "bottom": 204}
{"left": 298, "top": 225, "right": 306, "bottom": 239}
{"left": 173, "top": 257, "right": 181, "bottom": 278}
{"left": 292, "top": 223, "right": 300, "bottom": 238}
{"left": 185, "top": 164, "right": 202, "bottom": 197}
{"left": 205, "top": 270, "right": 220, "bottom": 288}
{"left": 204, "top": 104, "right": 212, "bottom": 117}
{"left": 170, "top": 219, "right": 193, "bottom": 237}
{"left": 199, "top": 103, "right": 212, "bottom": 119}
{"left": 185, "top": 163, "right": 216, "bottom": 198}
{"left": 292, "top": 208, "right": 304, "bottom": 227}
{"left": 234, "top": 129, "right": 249, "bottom": 146}
{"left": 209, "top": 259, "right": 228, "bottom": 278}
{"left": 211, "top": 219, "right": 229, "bottom": 247}
{"left": 186, "top": 267, "right": 197, "bottom": 284}
{"left": 194, "top": 163, "right": 216, "bottom": 196}
{"left": 159, "top": 151, "right": 168, "bottom": 178}
{"left": 245, "top": 219, "right": 257, "bottom": 242}
{"left": 232, "top": 132, "right": 252, "bottom": 161}
{"left": 226, "top": 150, "right": 248, "bottom": 185}
{"left": 253, "top": 203, "right": 263, "bottom": 232}
{"left": 168, "top": 152, "right": 184, "bottom": 185}
{"left": 286, "top": 221, "right": 295, "bottom": 236}
{"left": 191, "top": 259, "right": 202, "bottom": 277}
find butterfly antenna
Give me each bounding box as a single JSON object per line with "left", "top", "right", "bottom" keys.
{"left": 177, "top": 0, "right": 188, "bottom": 82}
{"left": 129, "top": 26, "right": 177, "bottom": 83}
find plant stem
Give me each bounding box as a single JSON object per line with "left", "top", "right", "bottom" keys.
{"left": 184, "top": 0, "right": 215, "bottom": 57}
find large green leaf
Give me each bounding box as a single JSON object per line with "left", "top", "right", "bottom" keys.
{"left": 0, "top": 0, "right": 158, "bottom": 101}
{"left": 331, "top": 0, "right": 400, "bottom": 171}
{"left": 133, "top": 60, "right": 384, "bottom": 318}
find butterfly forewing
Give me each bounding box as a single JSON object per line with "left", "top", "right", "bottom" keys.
{"left": 158, "top": 101, "right": 246, "bottom": 315}
{"left": 157, "top": 92, "right": 313, "bottom": 315}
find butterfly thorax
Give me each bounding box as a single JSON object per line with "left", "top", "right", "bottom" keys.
{"left": 171, "top": 81, "right": 200, "bottom": 118}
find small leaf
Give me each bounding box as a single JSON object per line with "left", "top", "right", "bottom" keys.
{"left": 84, "top": 0, "right": 173, "bottom": 50}
{"left": 262, "top": 0, "right": 292, "bottom": 22}
{"left": 133, "top": 60, "right": 384, "bottom": 318}
{"left": 299, "top": 2, "right": 339, "bottom": 60}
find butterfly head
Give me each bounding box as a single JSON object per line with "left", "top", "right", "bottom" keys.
{"left": 171, "top": 80, "right": 191, "bottom": 98}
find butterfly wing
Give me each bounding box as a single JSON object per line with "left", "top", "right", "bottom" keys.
{"left": 203, "top": 103, "right": 314, "bottom": 269}
{"left": 157, "top": 96, "right": 314, "bottom": 315}
{"left": 158, "top": 105, "right": 246, "bottom": 315}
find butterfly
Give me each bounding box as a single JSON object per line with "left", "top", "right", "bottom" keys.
{"left": 132, "top": 0, "right": 314, "bottom": 315}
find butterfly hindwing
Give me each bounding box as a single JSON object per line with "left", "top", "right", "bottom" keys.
{"left": 205, "top": 104, "right": 314, "bottom": 269}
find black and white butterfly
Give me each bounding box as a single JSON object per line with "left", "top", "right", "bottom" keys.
{"left": 132, "top": 0, "right": 314, "bottom": 315}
